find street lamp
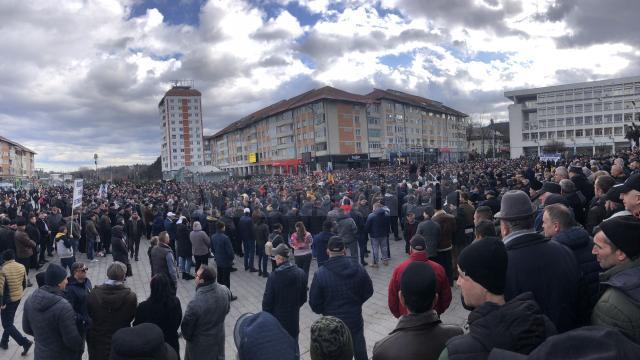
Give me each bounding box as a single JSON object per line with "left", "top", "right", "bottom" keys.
{"left": 94, "top": 153, "right": 98, "bottom": 181}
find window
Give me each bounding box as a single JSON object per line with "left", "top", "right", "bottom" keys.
{"left": 614, "top": 114, "right": 623, "bottom": 123}
{"left": 594, "top": 103, "right": 602, "bottom": 112}
{"left": 585, "top": 129, "right": 593, "bottom": 137}
{"left": 615, "top": 127, "right": 623, "bottom": 136}
{"left": 574, "top": 104, "right": 583, "bottom": 113}
{"left": 594, "top": 128, "right": 603, "bottom": 137}
{"left": 576, "top": 129, "right": 584, "bottom": 137}
{"left": 565, "top": 105, "right": 573, "bottom": 114}
{"left": 523, "top": 133, "right": 529, "bottom": 141}
{"left": 368, "top": 129, "right": 381, "bottom": 137}
{"left": 556, "top": 106, "right": 564, "bottom": 115}
{"left": 604, "top": 127, "right": 612, "bottom": 136}
{"left": 540, "top": 132, "right": 547, "bottom": 140}
{"left": 625, "top": 113, "right": 633, "bottom": 122}
{"left": 539, "top": 120, "right": 546, "bottom": 128}
{"left": 594, "top": 115, "right": 602, "bottom": 124}
{"left": 604, "top": 115, "right": 612, "bottom": 124}
{"left": 367, "top": 116, "right": 379, "bottom": 125}
{"left": 566, "top": 117, "right": 573, "bottom": 126}
{"left": 585, "top": 116, "right": 593, "bottom": 125}
{"left": 604, "top": 102, "right": 612, "bottom": 111}
{"left": 566, "top": 130, "right": 574, "bottom": 138}
{"left": 548, "top": 119, "right": 555, "bottom": 128}
{"left": 614, "top": 101, "right": 623, "bottom": 110}
{"left": 557, "top": 118, "right": 564, "bottom": 127}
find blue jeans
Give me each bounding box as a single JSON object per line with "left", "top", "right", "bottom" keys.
{"left": 87, "top": 239, "right": 94, "bottom": 260}
{"left": 1, "top": 300, "right": 29, "bottom": 346}
{"left": 60, "top": 257, "right": 75, "bottom": 273}
{"left": 370, "top": 236, "right": 389, "bottom": 264}
{"left": 256, "top": 245, "right": 268, "bottom": 274}
{"left": 178, "top": 256, "right": 193, "bottom": 274}
{"left": 351, "top": 327, "right": 368, "bottom": 360}
{"left": 243, "top": 239, "right": 255, "bottom": 270}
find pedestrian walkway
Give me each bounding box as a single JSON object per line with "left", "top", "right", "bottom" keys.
{"left": 5, "top": 237, "right": 468, "bottom": 359}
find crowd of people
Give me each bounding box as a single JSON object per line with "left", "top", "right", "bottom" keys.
{"left": 1, "top": 148, "right": 640, "bottom": 359}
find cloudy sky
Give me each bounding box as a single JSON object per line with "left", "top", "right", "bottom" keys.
{"left": 2, "top": 0, "right": 639, "bottom": 171}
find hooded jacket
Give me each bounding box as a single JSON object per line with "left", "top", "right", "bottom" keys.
{"left": 87, "top": 282, "right": 137, "bottom": 360}
{"left": 551, "top": 226, "right": 601, "bottom": 325}
{"left": 309, "top": 255, "right": 374, "bottom": 332}
{"left": 442, "top": 292, "right": 557, "bottom": 360}
{"left": 335, "top": 213, "right": 358, "bottom": 245}
{"left": 23, "top": 285, "right": 84, "bottom": 360}
{"left": 55, "top": 231, "right": 74, "bottom": 259}
{"left": 591, "top": 257, "right": 640, "bottom": 343}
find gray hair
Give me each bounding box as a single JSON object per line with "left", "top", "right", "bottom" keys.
{"left": 193, "top": 221, "right": 202, "bottom": 231}
{"left": 501, "top": 216, "right": 534, "bottom": 233}
{"left": 107, "top": 261, "right": 127, "bottom": 281}
{"left": 559, "top": 179, "right": 576, "bottom": 194}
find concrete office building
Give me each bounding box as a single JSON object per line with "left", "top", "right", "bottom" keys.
{"left": 505, "top": 76, "right": 640, "bottom": 158}
{"left": 158, "top": 81, "right": 205, "bottom": 179}
{"left": 0, "top": 135, "right": 36, "bottom": 179}
{"left": 208, "top": 86, "right": 468, "bottom": 175}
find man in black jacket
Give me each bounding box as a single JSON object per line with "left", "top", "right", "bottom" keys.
{"left": 25, "top": 213, "right": 41, "bottom": 271}
{"left": 496, "top": 190, "right": 579, "bottom": 332}
{"left": 262, "top": 244, "right": 307, "bottom": 350}
{"left": 440, "top": 237, "right": 556, "bottom": 360}
{"left": 125, "top": 212, "right": 144, "bottom": 261}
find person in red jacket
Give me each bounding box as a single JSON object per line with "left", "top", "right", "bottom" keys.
{"left": 388, "top": 234, "right": 452, "bottom": 317}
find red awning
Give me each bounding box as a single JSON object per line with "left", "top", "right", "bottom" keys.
{"left": 267, "top": 159, "right": 302, "bottom": 166}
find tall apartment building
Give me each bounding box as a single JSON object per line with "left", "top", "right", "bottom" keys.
{"left": 505, "top": 76, "right": 640, "bottom": 158}
{"left": 0, "top": 135, "right": 36, "bottom": 179}
{"left": 209, "top": 86, "right": 468, "bottom": 175}
{"left": 158, "top": 82, "right": 205, "bottom": 179}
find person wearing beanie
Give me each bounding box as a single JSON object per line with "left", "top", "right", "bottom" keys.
{"left": 497, "top": 190, "right": 579, "bottom": 333}
{"left": 110, "top": 323, "right": 178, "bottom": 360}
{"left": 0, "top": 249, "right": 32, "bottom": 353}
{"left": 591, "top": 215, "right": 640, "bottom": 342}
{"left": 439, "top": 238, "right": 556, "bottom": 360}
{"left": 23, "top": 263, "right": 82, "bottom": 359}
{"left": 388, "top": 235, "right": 452, "bottom": 318}
{"left": 309, "top": 236, "right": 373, "bottom": 360}
{"left": 310, "top": 316, "right": 353, "bottom": 360}
{"left": 375, "top": 262, "right": 462, "bottom": 360}
{"left": 87, "top": 262, "right": 137, "bottom": 360}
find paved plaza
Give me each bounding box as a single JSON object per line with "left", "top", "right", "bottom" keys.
{"left": 5, "top": 237, "right": 469, "bottom": 360}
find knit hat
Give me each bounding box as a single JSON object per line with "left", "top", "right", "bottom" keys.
{"left": 605, "top": 184, "right": 624, "bottom": 204}
{"left": 272, "top": 243, "right": 290, "bottom": 258}
{"left": 110, "top": 323, "right": 178, "bottom": 360}
{"left": 400, "top": 262, "right": 436, "bottom": 314}
{"left": 458, "top": 237, "right": 508, "bottom": 295}
{"left": 599, "top": 215, "right": 640, "bottom": 259}
{"left": 310, "top": 316, "right": 353, "bottom": 360}
{"left": 543, "top": 194, "right": 569, "bottom": 207}
{"left": 45, "top": 263, "right": 68, "bottom": 286}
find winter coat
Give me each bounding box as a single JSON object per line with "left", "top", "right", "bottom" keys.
{"left": 64, "top": 276, "right": 93, "bottom": 333}
{"left": 25, "top": 222, "right": 41, "bottom": 248}
{"left": 190, "top": 228, "right": 210, "bottom": 257}
{"left": 591, "top": 257, "right": 640, "bottom": 343}
{"left": 388, "top": 252, "right": 451, "bottom": 317}
{"left": 335, "top": 214, "right": 358, "bottom": 245}
{"left": 262, "top": 262, "right": 307, "bottom": 339}
{"left": 551, "top": 226, "right": 601, "bottom": 325}
{"left": 164, "top": 219, "right": 177, "bottom": 243}
{"left": 289, "top": 231, "right": 312, "bottom": 256}
{"left": 14, "top": 228, "right": 36, "bottom": 259}
{"left": 432, "top": 211, "right": 456, "bottom": 252}
{"left": 181, "top": 282, "right": 231, "bottom": 360}
{"left": 304, "top": 206, "right": 326, "bottom": 235}
{"left": 176, "top": 223, "right": 192, "bottom": 258}
{"left": 150, "top": 243, "right": 177, "bottom": 284}
{"left": 365, "top": 208, "right": 391, "bottom": 238}
{"left": 571, "top": 174, "right": 594, "bottom": 204}
{"left": 237, "top": 215, "right": 255, "bottom": 242}
{"left": 85, "top": 220, "right": 99, "bottom": 241}
{"left": 416, "top": 219, "right": 441, "bottom": 258}
{"left": 0, "top": 225, "right": 16, "bottom": 254}
{"left": 0, "top": 259, "right": 26, "bottom": 304}
{"left": 441, "top": 292, "right": 557, "bottom": 360}
{"left": 312, "top": 231, "right": 333, "bottom": 266}
{"left": 87, "top": 282, "right": 137, "bottom": 360}
{"left": 55, "top": 232, "right": 74, "bottom": 259}
{"left": 254, "top": 221, "right": 270, "bottom": 248}
{"left": 110, "top": 226, "right": 129, "bottom": 266}
{"left": 586, "top": 197, "right": 607, "bottom": 235}
{"left": 23, "top": 286, "right": 84, "bottom": 360}
{"left": 133, "top": 296, "right": 182, "bottom": 356}
{"left": 373, "top": 310, "right": 463, "bottom": 360}
{"left": 125, "top": 218, "right": 144, "bottom": 241}
{"left": 504, "top": 232, "right": 579, "bottom": 332}
{"left": 309, "top": 255, "right": 374, "bottom": 332}
{"left": 211, "top": 231, "right": 234, "bottom": 268}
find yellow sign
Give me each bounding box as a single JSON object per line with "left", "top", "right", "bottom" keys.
{"left": 248, "top": 153, "right": 257, "bottom": 163}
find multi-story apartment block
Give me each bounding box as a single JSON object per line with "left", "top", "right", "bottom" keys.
{"left": 209, "top": 86, "right": 468, "bottom": 175}
{"left": 0, "top": 135, "right": 36, "bottom": 179}
{"left": 158, "top": 82, "right": 205, "bottom": 179}
{"left": 506, "top": 76, "right": 640, "bottom": 158}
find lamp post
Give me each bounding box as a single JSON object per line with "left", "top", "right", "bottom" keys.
{"left": 93, "top": 153, "right": 98, "bottom": 181}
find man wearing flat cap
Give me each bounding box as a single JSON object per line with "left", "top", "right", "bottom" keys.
{"left": 496, "top": 190, "right": 579, "bottom": 332}
{"left": 591, "top": 215, "right": 640, "bottom": 342}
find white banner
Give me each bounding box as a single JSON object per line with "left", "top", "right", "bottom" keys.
{"left": 72, "top": 179, "right": 83, "bottom": 209}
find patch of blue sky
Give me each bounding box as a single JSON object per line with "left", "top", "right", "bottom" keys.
{"left": 379, "top": 52, "right": 414, "bottom": 68}
{"left": 129, "top": 0, "right": 206, "bottom": 26}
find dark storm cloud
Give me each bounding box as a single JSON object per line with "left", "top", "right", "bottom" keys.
{"left": 542, "top": 0, "right": 640, "bottom": 47}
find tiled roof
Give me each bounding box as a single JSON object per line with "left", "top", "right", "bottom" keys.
{"left": 210, "top": 86, "right": 468, "bottom": 138}
{"left": 0, "top": 135, "right": 37, "bottom": 154}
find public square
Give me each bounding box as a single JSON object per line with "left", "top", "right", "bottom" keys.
{"left": 3, "top": 234, "right": 469, "bottom": 360}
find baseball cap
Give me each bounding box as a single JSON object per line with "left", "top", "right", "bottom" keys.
{"left": 619, "top": 174, "right": 640, "bottom": 194}
{"left": 409, "top": 235, "right": 426, "bottom": 251}
{"left": 327, "top": 236, "right": 345, "bottom": 252}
